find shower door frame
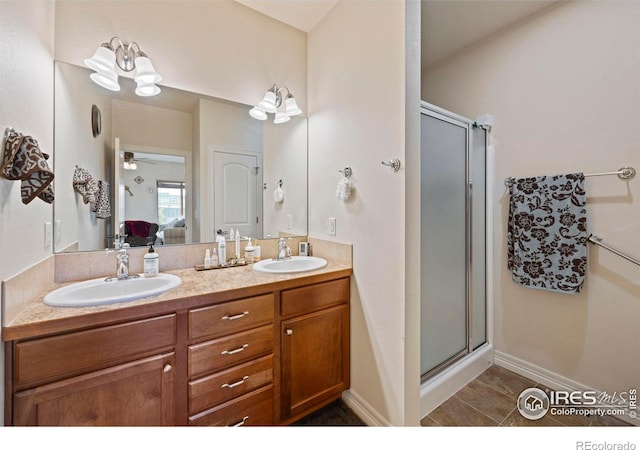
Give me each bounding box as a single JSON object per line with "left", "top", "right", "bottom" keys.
{"left": 419, "top": 101, "right": 487, "bottom": 382}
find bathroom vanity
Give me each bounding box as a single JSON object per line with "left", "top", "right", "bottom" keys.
{"left": 3, "top": 263, "right": 351, "bottom": 426}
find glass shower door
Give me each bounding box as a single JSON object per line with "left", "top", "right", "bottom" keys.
{"left": 420, "top": 110, "right": 469, "bottom": 377}
{"left": 420, "top": 104, "right": 487, "bottom": 380}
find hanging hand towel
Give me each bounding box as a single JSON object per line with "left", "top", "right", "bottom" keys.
{"left": 91, "top": 180, "right": 111, "bottom": 219}
{"left": 273, "top": 185, "right": 284, "bottom": 203}
{"left": 72, "top": 166, "right": 99, "bottom": 204}
{"left": 1, "top": 128, "right": 54, "bottom": 204}
{"left": 335, "top": 176, "right": 351, "bottom": 201}
{"left": 507, "top": 173, "right": 588, "bottom": 294}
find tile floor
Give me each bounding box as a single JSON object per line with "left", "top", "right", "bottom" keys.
{"left": 421, "top": 365, "right": 631, "bottom": 427}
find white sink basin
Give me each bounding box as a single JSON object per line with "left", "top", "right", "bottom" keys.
{"left": 252, "top": 256, "right": 328, "bottom": 274}
{"left": 44, "top": 273, "right": 182, "bottom": 307}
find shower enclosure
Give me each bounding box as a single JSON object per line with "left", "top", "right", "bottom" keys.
{"left": 420, "top": 101, "right": 488, "bottom": 382}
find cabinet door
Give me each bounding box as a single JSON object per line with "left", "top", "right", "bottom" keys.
{"left": 14, "top": 353, "right": 175, "bottom": 426}
{"left": 281, "top": 306, "right": 349, "bottom": 420}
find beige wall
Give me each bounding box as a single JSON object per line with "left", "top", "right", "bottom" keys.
{"left": 0, "top": 1, "right": 55, "bottom": 282}
{"left": 423, "top": 1, "right": 640, "bottom": 393}
{"left": 0, "top": 0, "right": 56, "bottom": 427}
{"left": 0, "top": 0, "right": 307, "bottom": 426}
{"left": 54, "top": 0, "right": 307, "bottom": 112}
{"left": 309, "top": 0, "right": 411, "bottom": 425}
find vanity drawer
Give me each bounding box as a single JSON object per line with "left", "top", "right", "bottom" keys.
{"left": 189, "top": 293, "right": 274, "bottom": 342}
{"left": 188, "top": 325, "right": 273, "bottom": 378}
{"left": 280, "top": 278, "right": 349, "bottom": 318}
{"left": 188, "top": 354, "right": 273, "bottom": 414}
{"left": 14, "top": 315, "right": 176, "bottom": 387}
{"left": 188, "top": 384, "right": 274, "bottom": 426}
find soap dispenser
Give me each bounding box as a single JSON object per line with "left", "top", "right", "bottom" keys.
{"left": 144, "top": 244, "right": 159, "bottom": 277}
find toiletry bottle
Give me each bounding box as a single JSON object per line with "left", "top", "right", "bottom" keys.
{"left": 253, "top": 240, "right": 261, "bottom": 261}
{"left": 212, "top": 248, "right": 219, "bottom": 267}
{"left": 244, "top": 238, "right": 255, "bottom": 263}
{"left": 230, "top": 228, "right": 235, "bottom": 241}
{"left": 218, "top": 235, "right": 227, "bottom": 266}
{"left": 235, "top": 232, "right": 240, "bottom": 258}
{"left": 204, "top": 249, "right": 212, "bottom": 269}
{"left": 144, "top": 244, "right": 159, "bottom": 277}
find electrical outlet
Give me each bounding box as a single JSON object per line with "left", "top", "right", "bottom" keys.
{"left": 44, "top": 222, "right": 52, "bottom": 249}
{"left": 287, "top": 214, "right": 292, "bottom": 229}
{"left": 329, "top": 217, "right": 336, "bottom": 236}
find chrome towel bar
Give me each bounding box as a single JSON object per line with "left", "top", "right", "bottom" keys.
{"left": 588, "top": 234, "right": 640, "bottom": 268}
{"left": 505, "top": 166, "right": 636, "bottom": 187}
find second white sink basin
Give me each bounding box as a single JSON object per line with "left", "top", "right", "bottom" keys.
{"left": 44, "top": 273, "right": 182, "bottom": 308}
{"left": 252, "top": 256, "right": 328, "bottom": 274}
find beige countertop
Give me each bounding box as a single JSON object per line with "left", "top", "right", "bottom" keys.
{"left": 2, "top": 259, "right": 352, "bottom": 341}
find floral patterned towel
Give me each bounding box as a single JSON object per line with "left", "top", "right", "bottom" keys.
{"left": 507, "top": 173, "right": 588, "bottom": 294}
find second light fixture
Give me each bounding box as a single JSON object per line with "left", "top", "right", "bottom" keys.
{"left": 84, "top": 37, "right": 162, "bottom": 97}
{"left": 249, "top": 84, "right": 302, "bottom": 124}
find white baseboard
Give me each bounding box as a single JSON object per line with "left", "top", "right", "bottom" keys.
{"left": 420, "top": 344, "right": 494, "bottom": 418}
{"left": 495, "top": 350, "right": 638, "bottom": 426}
{"left": 341, "top": 389, "right": 391, "bottom": 427}
{"left": 342, "top": 345, "right": 493, "bottom": 426}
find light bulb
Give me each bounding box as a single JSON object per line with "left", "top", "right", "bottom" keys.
{"left": 135, "top": 82, "right": 161, "bottom": 97}
{"left": 274, "top": 111, "right": 290, "bottom": 124}
{"left": 249, "top": 106, "right": 268, "bottom": 120}
{"left": 134, "top": 56, "right": 162, "bottom": 84}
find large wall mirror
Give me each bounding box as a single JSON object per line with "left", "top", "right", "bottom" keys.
{"left": 54, "top": 61, "right": 308, "bottom": 253}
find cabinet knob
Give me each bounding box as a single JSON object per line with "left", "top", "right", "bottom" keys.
{"left": 285, "top": 329, "right": 293, "bottom": 336}
{"left": 163, "top": 364, "right": 172, "bottom": 373}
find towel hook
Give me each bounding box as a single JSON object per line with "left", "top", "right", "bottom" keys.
{"left": 278, "top": 179, "right": 283, "bottom": 188}
{"left": 339, "top": 167, "right": 352, "bottom": 178}
{"left": 381, "top": 159, "right": 401, "bottom": 173}
{"left": 4, "top": 127, "right": 15, "bottom": 140}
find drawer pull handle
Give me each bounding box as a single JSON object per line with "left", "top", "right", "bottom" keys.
{"left": 229, "top": 416, "right": 250, "bottom": 427}
{"left": 222, "top": 311, "right": 249, "bottom": 321}
{"left": 221, "top": 344, "right": 249, "bottom": 355}
{"left": 285, "top": 329, "right": 293, "bottom": 336}
{"left": 221, "top": 375, "right": 249, "bottom": 389}
{"left": 163, "top": 364, "right": 172, "bottom": 373}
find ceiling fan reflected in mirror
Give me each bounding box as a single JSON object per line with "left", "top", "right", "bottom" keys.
{"left": 123, "top": 151, "right": 155, "bottom": 170}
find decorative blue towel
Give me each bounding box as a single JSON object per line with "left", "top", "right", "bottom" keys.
{"left": 507, "top": 173, "right": 588, "bottom": 294}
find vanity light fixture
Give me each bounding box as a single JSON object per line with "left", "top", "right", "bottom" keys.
{"left": 249, "top": 84, "right": 302, "bottom": 124}
{"left": 84, "top": 37, "right": 162, "bottom": 97}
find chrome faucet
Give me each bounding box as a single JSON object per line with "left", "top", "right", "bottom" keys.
{"left": 276, "top": 237, "right": 292, "bottom": 261}
{"left": 105, "top": 243, "right": 138, "bottom": 281}
{"left": 116, "top": 247, "right": 131, "bottom": 280}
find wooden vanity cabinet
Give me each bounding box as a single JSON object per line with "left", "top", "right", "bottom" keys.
{"left": 186, "top": 293, "right": 275, "bottom": 426}
{"left": 5, "top": 273, "right": 351, "bottom": 426}
{"left": 10, "top": 315, "right": 177, "bottom": 426}
{"left": 279, "top": 277, "right": 350, "bottom": 422}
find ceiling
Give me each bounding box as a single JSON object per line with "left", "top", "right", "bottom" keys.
{"left": 234, "top": 0, "right": 339, "bottom": 32}
{"left": 235, "top": 0, "right": 559, "bottom": 68}
{"left": 421, "top": 0, "right": 559, "bottom": 68}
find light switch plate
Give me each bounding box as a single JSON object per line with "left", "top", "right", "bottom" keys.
{"left": 329, "top": 217, "right": 336, "bottom": 236}
{"left": 44, "top": 222, "right": 52, "bottom": 249}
